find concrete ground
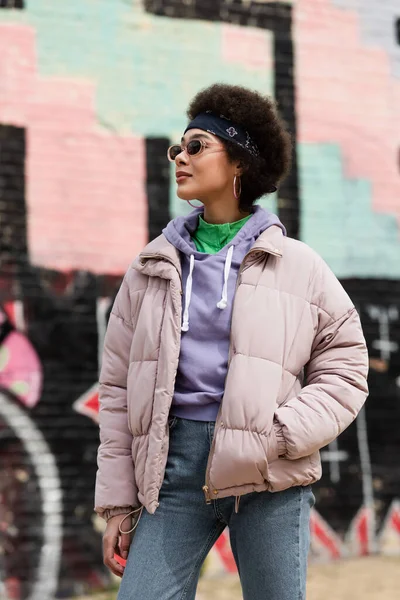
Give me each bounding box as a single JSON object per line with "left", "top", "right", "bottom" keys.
{"left": 77, "top": 556, "right": 400, "bottom": 599}
{"left": 197, "top": 556, "right": 400, "bottom": 599}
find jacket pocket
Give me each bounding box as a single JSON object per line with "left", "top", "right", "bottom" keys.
{"left": 258, "top": 427, "right": 280, "bottom": 482}
{"left": 132, "top": 435, "right": 149, "bottom": 494}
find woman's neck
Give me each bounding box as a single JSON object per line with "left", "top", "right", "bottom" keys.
{"left": 202, "top": 202, "right": 250, "bottom": 225}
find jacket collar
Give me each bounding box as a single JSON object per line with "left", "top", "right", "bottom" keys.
{"left": 136, "top": 224, "right": 284, "bottom": 273}
{"left": 250, "top": 225, "right": 284, "bottom": 257}
{"left": 137, "top": 234, "right": 182, "bottom": 274}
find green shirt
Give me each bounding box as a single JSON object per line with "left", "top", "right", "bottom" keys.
{"left": 192, "top": 214, "right": 252, "bottom": 254}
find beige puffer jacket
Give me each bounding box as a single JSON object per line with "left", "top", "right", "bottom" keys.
{"left": 95, "top": 225, "right": 368, "bottom": 520}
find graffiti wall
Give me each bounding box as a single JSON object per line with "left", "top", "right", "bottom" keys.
{"left": 0, "top": 0, "right": 399, "bottom": 597}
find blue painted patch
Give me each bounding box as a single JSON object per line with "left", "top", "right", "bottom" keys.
{"left": 298, "top": 142, "right": 400, "bottom": 278}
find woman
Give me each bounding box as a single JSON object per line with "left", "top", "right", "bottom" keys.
{"left": 95, "top": 83, "right": 369, "bottom": 599}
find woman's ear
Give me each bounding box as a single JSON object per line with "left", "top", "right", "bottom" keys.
{"left": 235, "top": 161, "right": 245, "bottom": 176}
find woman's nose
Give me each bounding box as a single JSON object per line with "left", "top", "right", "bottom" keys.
{"left": 176, "top": 150, "right": 189, "bottom": 166}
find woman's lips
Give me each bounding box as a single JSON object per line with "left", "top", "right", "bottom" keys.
{"left": 176, "top": 174, "right": 192, "bottom": 183}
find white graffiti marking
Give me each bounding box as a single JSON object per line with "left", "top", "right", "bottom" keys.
{"left": 96, "top": 297, "right": 112, "bottom": 375}
{"left": 367, "top": 305, "right": 399, "bottom": 361}
{"left": 320, "top": 437, "right": 349, "bottom": 483}
{"left": 0, "top": 392, "right": 62, "bottom": 600}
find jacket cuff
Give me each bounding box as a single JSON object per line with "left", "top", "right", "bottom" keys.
{"left": 273, "top": 421, "right": 287, "bottom": 457}
{"left": 100, "top": 506, "right": 135, "bottom": 522}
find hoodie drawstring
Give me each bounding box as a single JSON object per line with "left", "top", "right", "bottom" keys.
{"left": 181, "top": 254, "right": 195, "bottom": 332}
{"left": 217, "top": 245, "right": 234, "bottom": 310}
{"left": 182, "top": 246, "right": 234, "bottom": 332}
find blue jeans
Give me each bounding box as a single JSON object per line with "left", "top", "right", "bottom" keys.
{"left": 118, "top": 417, "right": 315, "bottom": 600}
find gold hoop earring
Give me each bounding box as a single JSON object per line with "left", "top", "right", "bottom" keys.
{"left": 233, "top": 175, "right": 241, "bottom": 200}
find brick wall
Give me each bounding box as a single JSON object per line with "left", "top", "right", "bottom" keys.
{"left": 0, "top": 1, "right": 399, "bottom": 597}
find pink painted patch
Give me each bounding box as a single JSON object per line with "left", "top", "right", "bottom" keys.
{"left": 295, "top": 0, "right": 400, "bottom": 224}
{"left": 0, "top": 331, "right": 42, "bottom": 408}
{"left": 221, "top": 24, "right": 273, "bottom": 72}
{"left": 0, "top": 24, "right": 36, "bottom": 127}
{"left": 0, "top": 24, "right": 147, "bottom": 274}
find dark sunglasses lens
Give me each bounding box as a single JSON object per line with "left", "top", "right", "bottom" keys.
{"left": 187, "top": 140, "right": 202, "bottom": 156}
{"left": 169, "top": 145, "right": 182, "bottom": 160}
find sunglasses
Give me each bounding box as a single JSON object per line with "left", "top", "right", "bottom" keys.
{"left": 167, "top": 138, "right": 224, "bottom": 162}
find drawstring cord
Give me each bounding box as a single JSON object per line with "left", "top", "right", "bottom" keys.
{"left": 217, "top": 245, "right": 234, "bottom": 310}
{"left": 182, "top": 245, "right": 234, "bottom": 331}
{"left": 118, "top": 506, "right": 144, "bottom": 535}
{"left": 181, "top": 254, "right": 195, "bottom": 332}
{"left": 235, "top": 496, "right": 241, "bottom": 513}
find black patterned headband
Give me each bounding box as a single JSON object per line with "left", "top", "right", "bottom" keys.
{"left": 184, "top": 111, "right": 260, "bottom": 158}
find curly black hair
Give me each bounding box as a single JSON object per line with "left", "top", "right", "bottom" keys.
{"left": 186, "top": 83, "right": 292, "bottom": 212}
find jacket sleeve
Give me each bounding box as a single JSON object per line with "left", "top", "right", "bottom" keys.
{"left": 273, "top": 256, "right": 369, "bottom": 460}
{"left": 94, "top": 269, "right": 139, "bottom": 521}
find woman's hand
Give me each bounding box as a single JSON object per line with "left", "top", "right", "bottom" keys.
{"left": 102, "top": 514, "right": 132, "bottom": 577}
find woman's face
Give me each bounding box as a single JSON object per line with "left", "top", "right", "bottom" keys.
{"left": 173, "top": 128, "right": 238, "bottom": 203}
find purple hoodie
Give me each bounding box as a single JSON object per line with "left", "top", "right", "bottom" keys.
{"left": 163, "top": 206, "right": 286, "bottom": 421}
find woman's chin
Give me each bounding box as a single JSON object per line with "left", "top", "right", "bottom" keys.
{"left": 177, "top": 189, "right": 196, "bottom": 201}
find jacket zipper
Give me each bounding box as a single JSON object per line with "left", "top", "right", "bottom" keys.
{"left": 202, "top": 248, "right": 271, "bottom": 501}
{"left": 202, "top": 485, "right": 212, "bottom": 504}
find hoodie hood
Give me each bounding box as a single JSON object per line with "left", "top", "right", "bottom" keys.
{"left": 163, "top": 205, "right": 286, "bottom": 261}
{"left": 163, "top": 205, "right": 286, "bottom": 332}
